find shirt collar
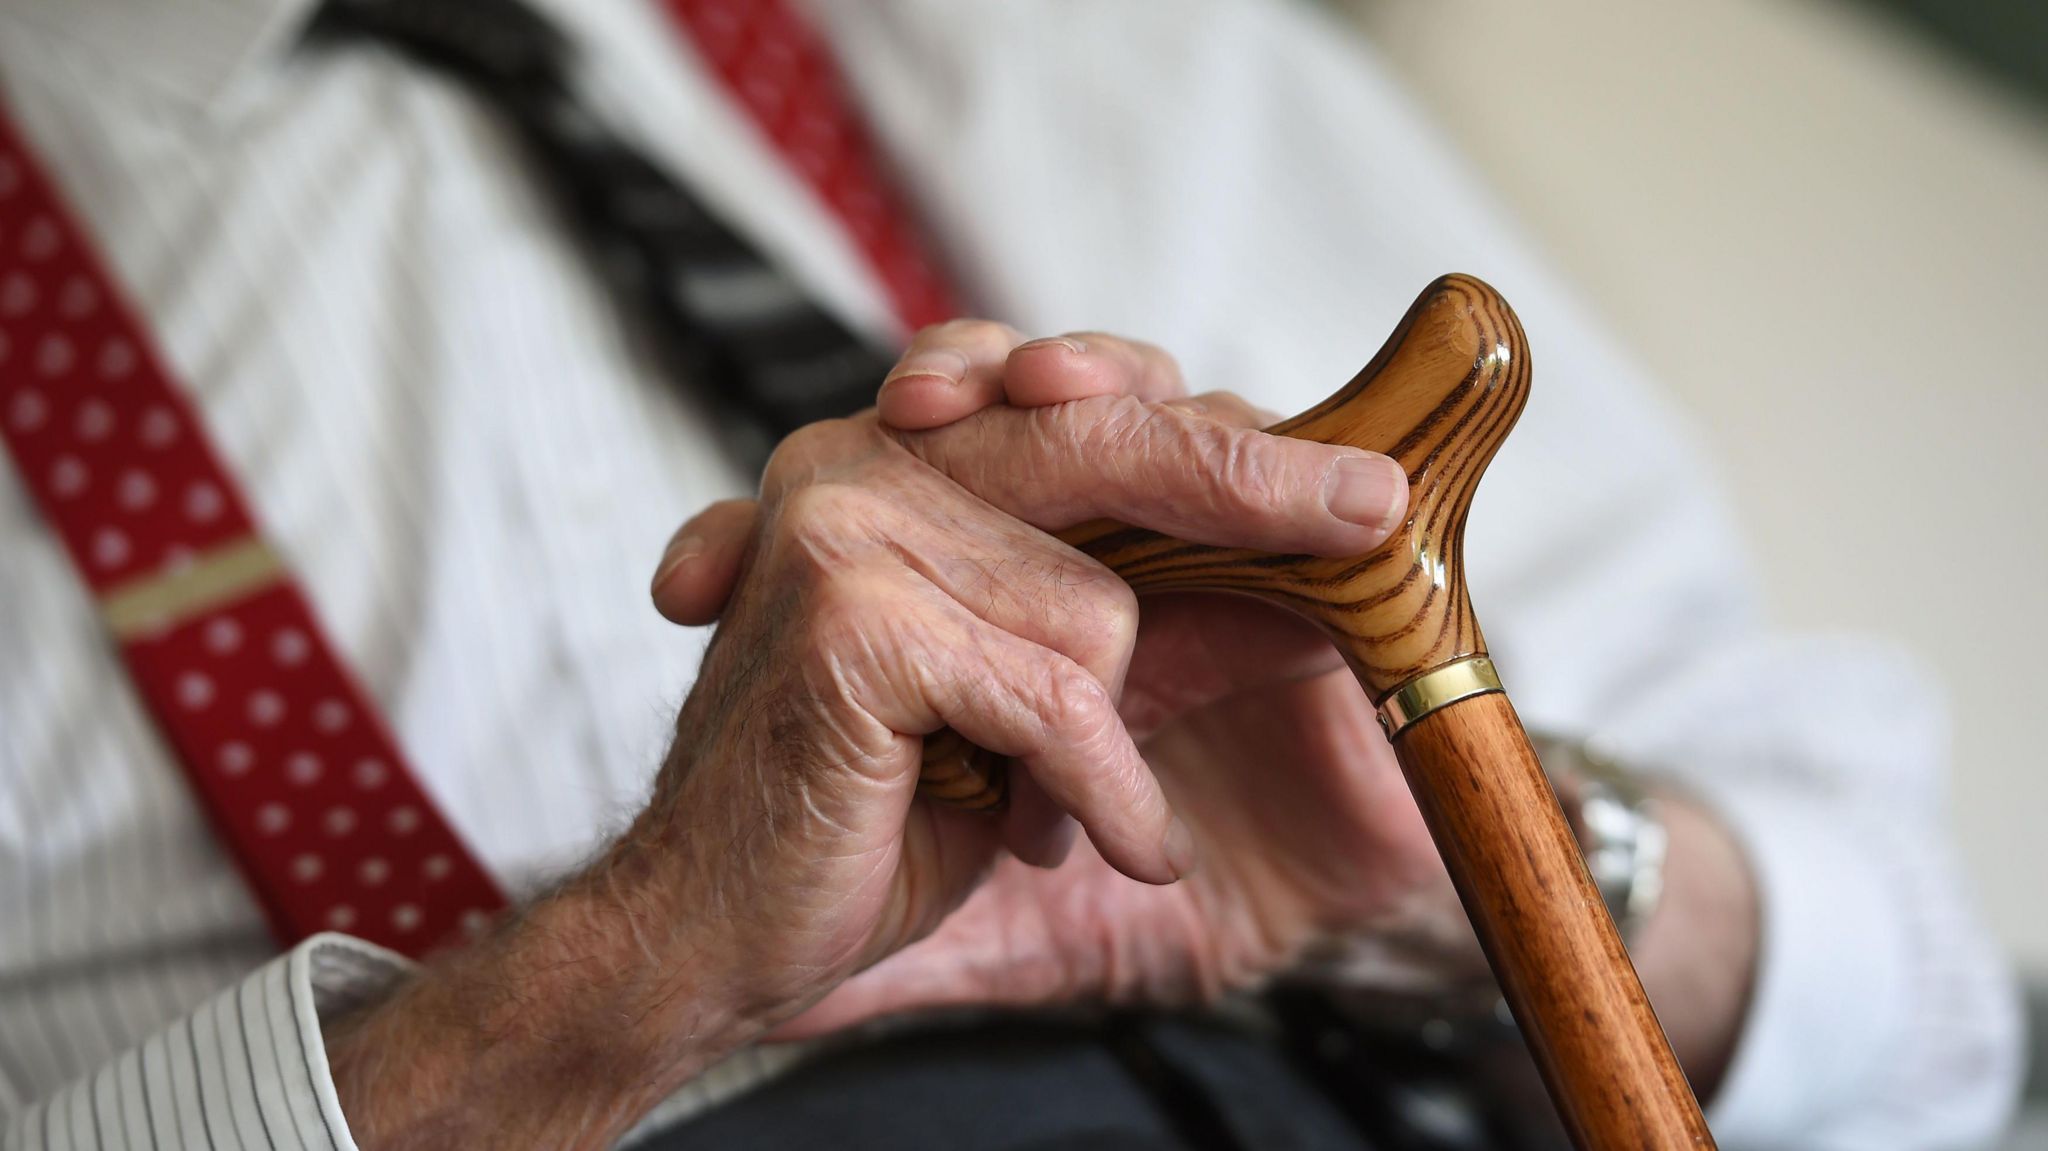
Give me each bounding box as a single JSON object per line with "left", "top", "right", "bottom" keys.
{"left": 0, "top": 0, "right": 325, "bottom": 110}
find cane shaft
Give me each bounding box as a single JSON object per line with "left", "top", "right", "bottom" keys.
{"left": 1394, "top": 691, "right": 1713, "bottom": 1149}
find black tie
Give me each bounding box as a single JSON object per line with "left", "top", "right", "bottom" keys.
{"left": 308, "top": 0, "right": 909, "bottom": 461}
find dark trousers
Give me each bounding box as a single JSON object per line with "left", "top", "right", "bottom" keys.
{"left": 651, "top": 1010, "right": 1441, "bottom": 1151}
{"left": 650, "top": 999, "right": 1573, "bottom": 1151}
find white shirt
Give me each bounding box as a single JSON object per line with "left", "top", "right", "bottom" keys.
{"left": 0, "top": 0, "right": 2022, "bottom": 1147}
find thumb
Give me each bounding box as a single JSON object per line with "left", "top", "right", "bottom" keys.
{"left": 650, "top": 498, "right": 759, "bottom": 625}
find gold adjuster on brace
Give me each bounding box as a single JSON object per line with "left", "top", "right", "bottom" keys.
{"left": 98, "top": 537, "right": 286, "bottom": 640}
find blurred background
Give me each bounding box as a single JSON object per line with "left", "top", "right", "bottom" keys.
{"left": 1333, "top": 0, "right": 2047, "bottom": 1140}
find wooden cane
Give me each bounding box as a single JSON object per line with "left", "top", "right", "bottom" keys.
{"left": 917, "top": 274, "right": 1715, "bottom": 1148}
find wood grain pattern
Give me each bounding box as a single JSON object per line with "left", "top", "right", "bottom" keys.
{"left": 912, "top": 274, "right": 1717, "bottom": 1147}
{"left": 915, "top": 729, "right": 1007, "bottom": 812}
{"left": 1399, "top": 692, "right": 1714, "bottom": 1149}
{"left": 1060, "top": 272, "right": 1526, "bottom": 691}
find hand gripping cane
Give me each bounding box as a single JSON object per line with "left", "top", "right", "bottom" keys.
{"left": 918, "top": 275, "right": 1716, "bottom": 1149}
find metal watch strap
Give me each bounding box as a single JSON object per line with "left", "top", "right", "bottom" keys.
{"left": 1530, "top": 733, "right": 1668, "bottom": 944}
{"left": 1313, "top": 731, "right": 1670, "bottom": 1054}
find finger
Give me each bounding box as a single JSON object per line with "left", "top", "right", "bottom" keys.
{"left": 876, "top": 319, "right": 1026, "bottom": 431}
{"left": 1001, "top": 770, "right": 1078, "bottom": 870}
{"left": 764, "top": 483, "right": 1147, "bottom": 876}
{"left": 650, "top": 499, "right": 760, "bottom": 625}
{"left": 902, "top": 396, "right": 1411, "bottom": 557}
{"left": 940, "top": 646, "right": 1185, "bottom": 886}
{"left": 840, "top": 595, "right": 1186, "bottom": 885}
{"left": 852, "top": 479, "right": 1135, "bottom": 871}
{"left": 883, "top": 488, "right": 1142, "bottom": 713}
{"left": 999, "top": 331, "right": 1188, "bottom": 408}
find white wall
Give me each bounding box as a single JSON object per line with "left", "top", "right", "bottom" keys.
{"left": 1342, "top": 0, "right": 2048, "bottom": 974}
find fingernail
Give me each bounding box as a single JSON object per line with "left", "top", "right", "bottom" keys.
{"left": 1014, "top": 335, "right": 1086, "bottom": 356}
{"left": 1163, "top": 817, "right": 1198, "bottom": 879}
{"left": 1324, "top": 455, "right": 1408, "bottom": 533}
{"left": 651, "top": 533, "right": 706, "bottom": 595}
{"left": 883, "top": 347, "right": 971, "bottom": 387}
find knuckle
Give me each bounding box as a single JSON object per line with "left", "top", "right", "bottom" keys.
{"left": 1219, "top": 427, "right": 1275, "bottom": 499}
{"left": 1158, "top": 414, "right": 1231, "bottom": 490}
{"left": 804, "top": 564, "right": 873, "bottom": 624}
{"left": 769, "top": 482, "right": 887, "bottom": 570}
{"left": 762, "top": 416, "right": 872, "bottom": 493}
{"left": 793, "top": 572, "right": 899, "bottom": 692}
{"left": 1204, "top": 423, "right": 1283, "bottom": 513}
{"left": 780, "top": 477, "right": 863, "bottom": 523}
{"left": 1037, "top": 664, "right": 1116, "bottom": 746}
{"left": 1065, "top": 565, "right": 1140, "bottom": 664}
{"left": 1059, "top": 393, "right": 1152, "bottom": 459}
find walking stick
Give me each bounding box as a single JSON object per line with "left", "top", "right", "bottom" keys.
{"left": 919, "top": 274, "right": 1716, "bottom": 1148}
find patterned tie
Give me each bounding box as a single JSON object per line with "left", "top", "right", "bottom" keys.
{"left": 310, "top": 0, "right": 961, "bottom": 458}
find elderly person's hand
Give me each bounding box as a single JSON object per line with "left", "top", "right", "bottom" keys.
{"left": 323, "top": 321, "right": 1410, "bottom": 1150}
{"left": 655, "top": 322, "right": 1469, "bottom": 1038}
{"left": 665, "top": 325, "right": 1760, "bottom": 1105}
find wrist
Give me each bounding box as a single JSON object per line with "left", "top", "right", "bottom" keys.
{"left": 327, "top": 862, "right": 760, "bottom": 1150}
{"left": 1626, "top": 794, "right": 1759, "bottom": 1099}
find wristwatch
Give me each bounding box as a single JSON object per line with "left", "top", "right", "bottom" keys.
{"left": 1306, "top": 732, "right": 1670, "bottom": 1057}
{"left": 1530, "top": 733, "right": 1669, "bottom": 945}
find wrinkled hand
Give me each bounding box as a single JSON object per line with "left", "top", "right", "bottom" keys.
{"left": 327, "top": 323, "right": 1412, "bottom": 1151}
{"left": 636, "top": 321, "right": 1417, "bottom": 1038}
{"left": 653, "top": 323, "right": 1476, "bottom": 1038}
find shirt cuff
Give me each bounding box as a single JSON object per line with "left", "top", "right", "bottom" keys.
{"left": 1691, "top": 783, "right": 1914, "bottom": 1145}
{"left": 5, "top": 933, "right": 412, "bottom": 1151}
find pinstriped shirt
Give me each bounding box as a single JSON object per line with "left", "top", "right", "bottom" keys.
{"left": 0, "top": 0, "right": 2022, "bottom": 1148}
